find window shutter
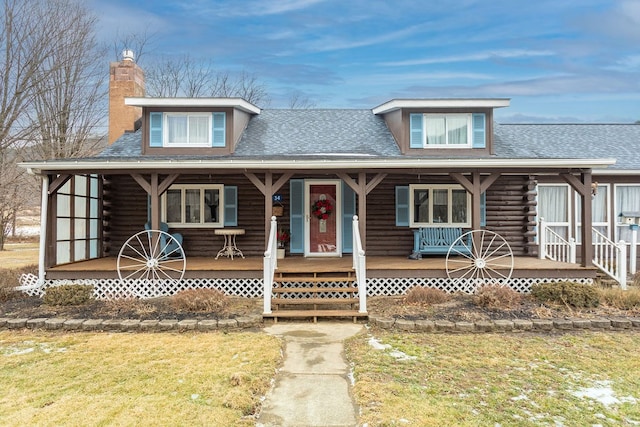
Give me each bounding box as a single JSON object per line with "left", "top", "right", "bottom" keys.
{"left": 212, "top": 112, "right": 226, "bottom": 147}
{"left": 481, "top": 192, "right": 486, "bottom": 227}
{"left": 395, "top": 186, "right": 410, "bottom": 226}
{"left": 409, "top": 113, "right": 424, "bottom": 148}
{"left": 341, "top": 182, "right": 356, "bottom": 253}
{"left": 149, "top": 112, "right": 163, "bottom": 147}
{"left": 472, "top": 113, "right": 486, "bottom": 148}
{"left": 289, "top": 179, "right": 304, "bottom": 254}
{"left": 223, "top": 186, "right": 237, "bottom": 226}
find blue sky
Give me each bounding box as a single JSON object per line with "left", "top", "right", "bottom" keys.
{"left": 90, "top": 0, "right": 640, "bottom": 123}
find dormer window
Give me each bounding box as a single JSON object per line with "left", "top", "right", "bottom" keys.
{"left": 166, "top": 113, "right": 211, "bottom": 147}
{"left": 410, "top": 113, "right": 485, "bottom": 149}
{"left": 149, "top": 111, "right": 226, "bottom": 148}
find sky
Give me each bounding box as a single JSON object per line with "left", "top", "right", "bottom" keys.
{"left": 89, "top": 0, "right": 640, "bottom": 123}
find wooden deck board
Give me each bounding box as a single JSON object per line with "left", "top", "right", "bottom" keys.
{"left": 46, "top": 255, "right": 597, "bottom": 280}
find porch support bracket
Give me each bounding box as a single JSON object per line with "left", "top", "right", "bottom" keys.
{"left": 48, "top": 174, "right": 72, "bottom": 195}
{"left": 130, "top": 173, "right": 180, "bottom": 231}
{"left": 244, "top": 172, "right": 294, "bottom": 246}
{"left": 337, "top": 172, "right": 386, "bottom": 249}
{"left": 561, "top": 171, "right": 593, "bottom": 267}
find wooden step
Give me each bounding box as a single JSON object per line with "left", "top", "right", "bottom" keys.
{"left": 263, "top": 309, "right": 368, "bottom": 322}
{"left": 275, "top": 276, "right": 354, "bottom": 283}
{"left": 272, "top": 287, "right": 358, "bottom": 294}
{"left": 272, "top": 297, "right": 358, "bottom": 306}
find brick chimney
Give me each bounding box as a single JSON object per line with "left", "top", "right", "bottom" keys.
{"left": 108, "top": 50, "right": 145, "bottom": 144}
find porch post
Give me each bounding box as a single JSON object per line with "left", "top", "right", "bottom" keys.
{"left": 358, "top": 172, "right": 367, "bottom": 249}
{"left": 38, "top": 175, "right": 49, "bottom": 283}
{"left": 150, "top": 173, "right": 160, "bottom": 230}
{"left": 579, "top": 172, "right": 593, "bottom": 267}
{"left": 561, "top": 171, "right": 593, "bottom": 267}
{"left": 265, "top": 172, "right": 273, "bottom": 239}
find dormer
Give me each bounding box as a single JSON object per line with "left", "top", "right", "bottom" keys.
{"left": 372, "top": 99, "right": 510, "bottom": 155}
{"left": 125, "top": 97, "right": 261, "bottom": 155}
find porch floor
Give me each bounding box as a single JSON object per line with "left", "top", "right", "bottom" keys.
{"left": 46, "top": 255, "right": 597, "bottom": 280}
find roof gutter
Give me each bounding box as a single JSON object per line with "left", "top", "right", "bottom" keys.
{"left": 20, "top": 158, "right": 616, "bottom": 175}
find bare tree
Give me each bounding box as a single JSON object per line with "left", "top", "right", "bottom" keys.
{"left": 288, "top": 90, "right": 317, "bottom": 109}
{"left": 145, "top": 54, "right": 270, "bottom": 106}
{"left": 30, "top": 0, "right": 107, "bottom": 159}
{"left": 0, "top": 0, "right": 108, "bottom": 249}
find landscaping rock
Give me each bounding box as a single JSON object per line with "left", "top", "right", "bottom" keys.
{"left": 570, "top": 319, "right": 592, "bottom": 329}
{"left": 610, "top": 318, "right": 631, "bottom": 329}
{"left": 474, "top": 321, "right": 495, "bottom": 332}
{"left": 121, "top": 319, "right": 141, "bottom": 331}
{"left": 414, "top": 320, "right": 435, "bottom": 332}
{"left": 6, "top": 318, "right": 28, "bottom": 329}
{"left": 590, "top": 318, "right": 611, "bottom": 329}
{"left": 177, "top": 319, "right": 198, "bottom": 331}
{"left": 26, "top": 318, "right": 48, "bottom": 329}
{"left": 552, "top": 319, "right": 573, "bottom": 330}
{"left": 630, "top": 318, "right": 640, "bottom": 328}
{"left": 375, "top": 317, "right": 395, "bottom": 329}
{"left": 454, "top": 321, "right": 474, "bottom": 332}
{"left": 158, "top": 319, "right": 178, "bottom": 330}
{"left": 512, "top": 319, "right": 533, "bottom": 331}
{"left": 63, "top": 319, "right": 85, "bottom": 330}
{"left": 494, "top": 320, "right": 514, "bottom": 332}
{"left": 197, "top": 319, "right": 218, "bottom": 331}
{"left": 45, "top": 318, "right": 66, "bottom": 330}
{"left": 532, "top": 319, "right": 553, "bottom": 331}
{"left": 395, "top": 319, "right": 415, "bottom": 331}
{"left": 101, "top": 319, "right": 123, "bottom": 331}
{"left": 217, "top": 318, "right": 238, "bottom": 329}
{"left": 139, "top": 320, "right": 160, "bottom": 331}
{"left": 81, "top": 319, "right": 104, "bottom": 331}
{"left": 435, "top": 320, "right": 455, "bottom": 332}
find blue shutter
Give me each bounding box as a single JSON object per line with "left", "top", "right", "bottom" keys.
{"left": 395, "top": 186, "right": 410, "bottom": 227}
{"left": 472, "top": 113, "right": 486, "bottom": 148}
{"left": 149, "top": 112, "right": 163, "bottom": 147}
{"left": 212, "top": 112, "right": 226, "bottom": 147}
{"left": 223, "top": 186, "right": 237, "bottom": 226}
{"left": 341, "top": 182, "right": 356, "bottom": 253}
{"left": 409, "top": 113, "right": 424, "bottom": 148}
{"left": 289, "top": 179, "right": 304, "bottom": 254}
{"left": 480, "top": 192, "right": 486, "bottom": 227}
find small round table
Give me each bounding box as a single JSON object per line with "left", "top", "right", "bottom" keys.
{"left": 214, "top": 229, "right": 245, "bottom": 260}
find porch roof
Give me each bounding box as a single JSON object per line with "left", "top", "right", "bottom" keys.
{"left": 20, "top": 109, "right": 625, "bottom": 174}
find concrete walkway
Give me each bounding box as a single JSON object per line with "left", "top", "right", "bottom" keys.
{"left": 257, "top": 322, "right": 364, "bottom": 427}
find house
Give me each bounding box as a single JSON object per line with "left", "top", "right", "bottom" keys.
{"left": 19, "top": 55, "right": 640, "bottom": 319}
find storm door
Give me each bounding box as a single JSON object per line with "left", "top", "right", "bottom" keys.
{"left": 305, "top": 180, "right": 341, "bottom": 256}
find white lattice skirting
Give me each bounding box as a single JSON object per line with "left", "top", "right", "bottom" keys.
{"left": 18, "top": 274, "right": 593, "bottom": 300}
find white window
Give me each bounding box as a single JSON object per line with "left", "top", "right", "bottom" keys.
{"left": 423, "top": 114, "right": 471, "bottom": 147}
{"left": 538, "top": 184, "right": 571, "bottom": 239}
{"left": 164, "top": 113, "right": 211, "bottom": 147}
{"left": 163, "top": 184, "right": 223, "bottom": 228}
{"left": 410, "top": 184, "right": 470, "bottom": 227}
{"left": 615, "top": 184, "right": 640, "bottom": 244}
{"left": 576, "top": 184, "right": 609, "bottom": 243}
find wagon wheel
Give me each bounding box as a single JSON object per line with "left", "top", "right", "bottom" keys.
{"left": 117, "top": 230, "right": 186, "bottom": 293}
{"left": 446, "top": 230, "right": 514, "bottom": 292}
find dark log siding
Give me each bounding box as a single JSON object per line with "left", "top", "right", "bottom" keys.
{"left": 104, "top": 174, "right": 268, "bottom": 258}
{"left": 102, "top": 172, "right": 535, "bottom": 259}
{"left": 364, "top": 174, "right": 534, "bottom": 257}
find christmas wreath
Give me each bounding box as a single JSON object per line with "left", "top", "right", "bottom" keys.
{"left": 312, "top": 199, "right": 333, "bottom": 220}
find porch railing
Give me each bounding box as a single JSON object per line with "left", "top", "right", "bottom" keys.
{"left": 352, "top": 215, "right": 367, "bottom": 313}
{"left": 592, "top": 228, "right": 627, "bottom": 290}
{"left": 539, "top": 218, "right": 628, "bottom": 289}
{"left": 263, "top": 216, "right": 278, "bottom": 314}
{"left": 538, "top": 218, "right": 576, "bottom": 263}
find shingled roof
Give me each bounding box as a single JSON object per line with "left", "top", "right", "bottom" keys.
{"left": 59, "top": 110, "right": 638, "bottom": 173}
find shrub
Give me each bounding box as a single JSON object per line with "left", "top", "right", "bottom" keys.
{"left": 530, "top": 281, "right": 599, "bottom": 308}
{"left": 171, "top": 288, "right": 228, "bottom": 313}
{"left": 404, "top": 286, "right": 450, "bottom": 305}
{"left": 598, "top": 287, "right": 640, "bottom": 310}
{"left": 0, "top": 266, "right": 38, "bottom": 302}
{"left": 43, "top": 284, "right": 94, "bottom": 306}
{"left": 473, "top": 284, "right": 522, "bottom": 310}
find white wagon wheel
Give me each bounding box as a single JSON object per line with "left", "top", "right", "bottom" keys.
{"left": 446, "top": 230, "right": 514, "bottom": 292}
{"left": 117, "top": 230, "right": 186, "bottom": 290}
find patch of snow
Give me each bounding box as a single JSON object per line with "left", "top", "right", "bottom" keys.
{"left": 191, "top": 394, "right": 200, "bottom": 400}
{"left": 367, "top": 336, "right": 416, "bottom": 361}
{"left": 572, "top": 380, "right": 638, "bottom": 407}
{"left": 511, "top": 394, "right": 528, "bottom": 401}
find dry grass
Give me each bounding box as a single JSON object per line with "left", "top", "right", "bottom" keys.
{"left": 473, "top": 284, "right": 522, "bottom": 309}
{"left": 171, "top": 288, "right": 229, "bottom": 313}
{"left": 404, "top": 286, "right": 450, "bottom": 305}
{"left": 0, "top": 242, "right": 39, "bottom": 269}
{"left": 0, "top": 330, "right": 281, "bottom": 426}
{"left": 599, "top": 286, "right": 640, "bottom": 310}
{"left": 347, "top": 330, "right": 640, "bottom": 426}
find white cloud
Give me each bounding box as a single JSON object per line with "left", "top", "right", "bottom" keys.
{"left": 380, "top": 49, "right": 555, "bottom": 67}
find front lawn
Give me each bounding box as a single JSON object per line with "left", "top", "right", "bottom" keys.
{"left": 347, "top": 330, "right": 640, "bottom": 426}
{"left": 0, "top": 330, "right": 281, "bottom": 426}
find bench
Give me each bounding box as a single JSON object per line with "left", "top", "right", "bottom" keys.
{"left": 412, "top": 227, "right": 472, "bottom": 257}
